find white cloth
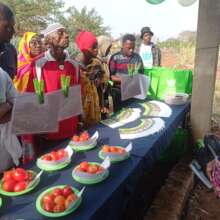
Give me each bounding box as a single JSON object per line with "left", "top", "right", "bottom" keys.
{"left": 0, "top": 68, "right": 22, "bottom": 173}
{"left": 41, "top": 23, "right": 65, "bottom": 36}
{"left": 139, "top": 44, "right": 153, "bottom": 69}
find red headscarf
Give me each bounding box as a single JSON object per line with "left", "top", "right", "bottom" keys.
{"left": 75, "top": 31, "right": 97, "bottom": 53}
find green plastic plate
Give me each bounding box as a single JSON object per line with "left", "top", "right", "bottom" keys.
{"left": 36, "top": 185, "right": 81, "bottom": 218}
{"left": 36, "top": 160, "right": 70, "bottom": 172}
{"left": 72, "top": 163, "right": 109, "bottom": 185}
{"left": 98, "top": 150, "right": 129, "bottom": 163}
{"left": 69, "top": 142, "right": 96, "bottom": 152}
{"left": 0, "top": 171, "right": 40, "bottom": 196}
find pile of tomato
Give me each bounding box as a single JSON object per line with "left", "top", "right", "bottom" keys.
{"left": 41, "top": 186, "right": 78, "bottom": 213}
{"left": 2, "top": 168, "right": 33, "bottom": 192}
{"left": 42, "top": 149, "right": 67, "bottom": 161}
{"left": 78, "top": 161, "right": 104, "bottom": 174}
{"left": 102, "top": 145, "right": 126, "bottom": 154}
{"left": 72, "top": 131, "right": 90, "bottom": 142}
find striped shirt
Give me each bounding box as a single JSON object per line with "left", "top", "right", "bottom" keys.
{"left": 109, "top": 50, "right": 144, "bottom": 76}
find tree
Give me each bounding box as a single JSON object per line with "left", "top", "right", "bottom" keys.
{"left": 1, "top": 0, "right": 64, "bottom": 36}
{"left": 62, "top": 6, "right": 111, "bottom": 40}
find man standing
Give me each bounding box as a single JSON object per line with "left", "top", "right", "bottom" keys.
{"left": 139, "top": 27, "right": 161, "bottom": 69}
{"left": 0, "top": 3, "right": 17, "bottom": 78}
{"left": 21, "top": 23, "right": 80, "bottom": 162}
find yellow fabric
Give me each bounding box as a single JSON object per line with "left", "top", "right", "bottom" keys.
{"left": 14, "top": 32, "right": 37, "bottom": 93}
{"left": 13, "top": 73, "right": 30, "bottom": 93}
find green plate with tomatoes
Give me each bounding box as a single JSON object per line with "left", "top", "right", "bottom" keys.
{"left": 0, "top": 171, "right": 40, "bottom": 196}
{"left": 72, "top": 162, "right": 109, "bottom": 185}
{"left": 69, "top": 142, "right": 97, "bottom": 152}
{"left": 36, "top": 159, "right": 71, "bottom": 172}
{"left": 98, "top": 150, "right": 129, "bottom": 163}
{"left": 36, "top": 185, "right": 82, "bottom": 218}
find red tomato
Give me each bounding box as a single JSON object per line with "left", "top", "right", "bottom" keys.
{"left": 50, "top": 152, "right": 59, "bottom": 161}
{"left": 27, "top": 171, "right": 33, "bottom": 181}
{"left": 13, "top": 181, "right": 27, "bottom": 192}
{"left": 87, "top": 165, "right": 98, "bottom": 174}
{"left": 97, "top": 166, "right": 104, "bottom": 173}
{"left": 12, "top": 168, "right": 28, "bottom": 182}
{"left": 2, "top": 180, "right": 16, "bottom": 192}
{"left": 80, "top": 131, "right": 89, "bottom": 141}
{"left": 52, "top": 188, "right": 63, "bottom": 197}
{"left": 79, "top": 136, "right": 86, "bottom": 142}
{"left": 54, "top": 195, "right": 66, "bottom": 206}
{"left": 72, "top": 135, "right": 80, "bottom": 142}
{"left": 117, "top": 148, "right": 126, "bottom": 154}
{"left": 53, "top": 204, "right": 66, "bottom": 213}
{"left": 65, "top": 193, "right": 77, "bottom": 209}
{"left": 62, "top": 186, "right": 73, "bottom": 198}
{"left": 43, "top": 201, "right": 55, "bottom": 212}
{"left": 79, "top": 161, "right": 89, "bottom": 172}
{"left": 3, "top": 171, "right": 13, "bottom": 181}
{"left": 42, "top": 154, "right": 52, "bottom": 161}
{"left": 57, "top": 149, "right": 66, "bottom": 159}
{"left": 110, "top": 147, "right": 118, "bottom": 153}
{"left": 42, "top": 193, "right": 55, "bottom": 204}
{"left": 102, "top": 145, "right": 110, "bottom": 153}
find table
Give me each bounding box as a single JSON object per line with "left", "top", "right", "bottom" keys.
{"left": 0, "top": 101, "right": 190, "bottom": 220}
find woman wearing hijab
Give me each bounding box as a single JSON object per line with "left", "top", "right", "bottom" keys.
{"left": 13, "top": 32, "right": 42, "bottom": 93}
{"left": 75, "top": 31, "right": 109, "bottom": 126}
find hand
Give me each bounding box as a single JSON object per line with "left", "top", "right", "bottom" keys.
{"left": 206, "top": 160, "right": 215, "bottom": 181}
{"left": 101, "top": 107, "right": 110, "bottom": 114}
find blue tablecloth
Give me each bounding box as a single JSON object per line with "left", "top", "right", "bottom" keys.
{"left": 0, "top": 101, "right": 190, "bottom": 220}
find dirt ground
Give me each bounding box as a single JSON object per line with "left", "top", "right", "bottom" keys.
{"left": 182, "top": 182, "right": 220, "bottom": 220}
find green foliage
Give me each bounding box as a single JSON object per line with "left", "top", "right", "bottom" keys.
{"left": 61, "top": 6, "right": 111, "bottom": 40}
{"left": 1, "top": 0, "right": 64, "bottom": 35}
{"left": 60, "top": 6, "right": 111, "bottom": 57}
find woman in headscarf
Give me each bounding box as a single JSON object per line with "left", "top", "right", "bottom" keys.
{"left": 13, "top": 32, "right": 42, "bottom": 93}
{"left": 75, "top": 31, "right": 109, "bottom": 126}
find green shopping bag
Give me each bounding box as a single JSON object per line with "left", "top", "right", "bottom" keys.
{"left": 144, "top": 67, "right": 193, "bottom": 100}
{"left": 160, "top": 128, "right": 189, "bottom": 162}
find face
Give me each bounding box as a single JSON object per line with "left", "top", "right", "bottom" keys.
{"left": 143, "top": 33, "right": 152, "bottom": 44}
{"left": 29, "top": 35, "right": 42, "bottom": 57}
{"left": 50, "top": 28, "right": 69, "bottom": 49}
{"left": 0, "top": 17, "right": 15, "bottom": 43}
{"left": 85, "top": 42, "right": 98, "bottom": 58}
{"left": 122, "top": 40, "right": 135, "bottom": 57}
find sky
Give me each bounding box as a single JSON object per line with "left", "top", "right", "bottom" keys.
{"left": 64, "top": 0, "right": 199, "bottom": 41}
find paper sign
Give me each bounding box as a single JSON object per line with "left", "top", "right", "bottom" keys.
{"left": 134, "top": 75, "right": 150, "bottom": 100}
{"left": 120, "top": 74, "right": 141, "bottom": 101}
{"left": 11, "top": 92, "right": 59, "bottom": 135}
{"left": 47, "top": 85, "right": 83, "bottom": 121}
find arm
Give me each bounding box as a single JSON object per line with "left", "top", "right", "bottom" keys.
{"left": 206, "top": 160, "right": 215, "bottom": 181}
{"left": 0, "top": 109, "right": 12, "bottom": 124}
{"left": 109, "top": 55, "right": 121, "bottom": 83}
{"left": 0, "top": 102, "right": 12, "bottom": 120}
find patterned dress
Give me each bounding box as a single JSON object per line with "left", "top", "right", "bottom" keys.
{"left": 80, "top": 58, "right": 107, "bottom": 126}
